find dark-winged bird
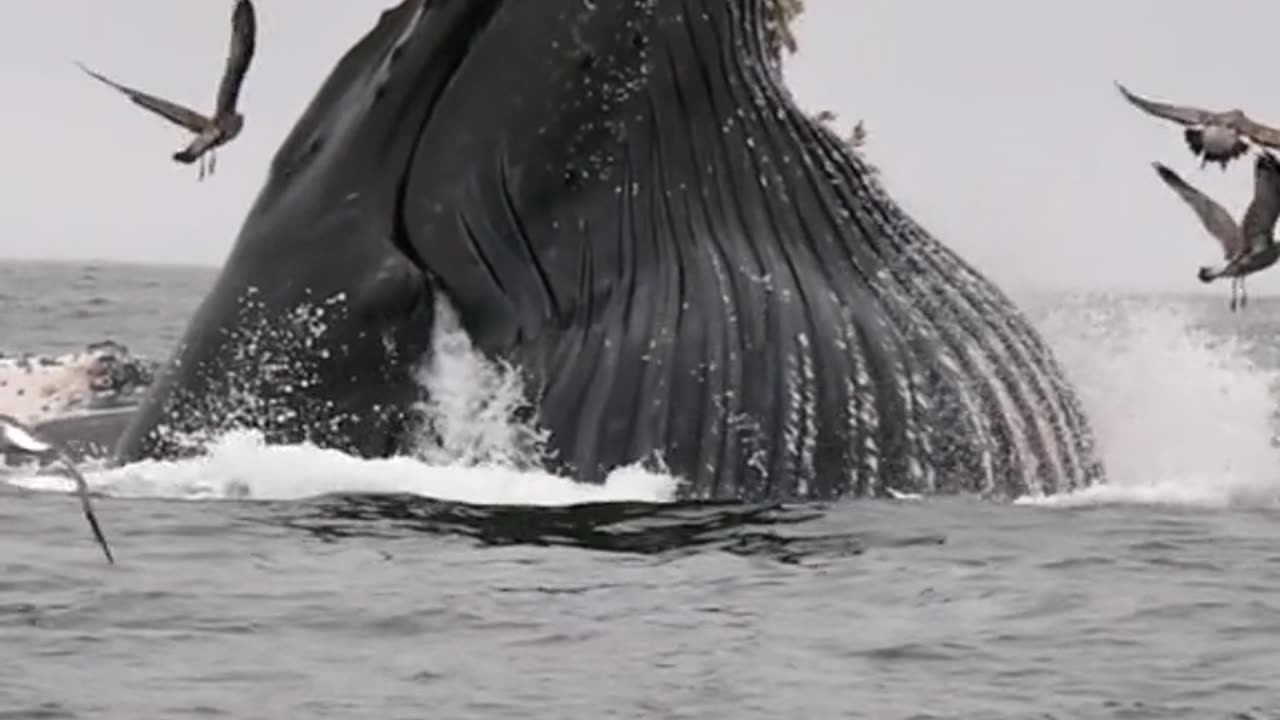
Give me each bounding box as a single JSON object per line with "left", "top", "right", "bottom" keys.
{"left": 76, "top": 0, "right": 256, "bottom": 181}
{"left": 1, "top": 414, "right": 114, "bottom": 564}
{"left": 1117, "top": 81, "right": 1280, "bottom": 171}
{"left": 1153, "top": 152, "right": 1280, "bottom": 311}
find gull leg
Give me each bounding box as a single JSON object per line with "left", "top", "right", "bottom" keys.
{"left": 197, "top": 155, "right": 206, "bottom": 181}
{"left": 1242, "top": 277, "right": 1249, "bottom": 309}
{"left": 209, "top": 150, "right": 217, "bottom": 177}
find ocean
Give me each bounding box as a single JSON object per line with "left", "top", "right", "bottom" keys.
{"left": 1, "top": 259, "right": 1279, "bottom": 718}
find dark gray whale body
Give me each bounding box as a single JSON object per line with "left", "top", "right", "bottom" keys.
{"left": 114, "top": 0, "right": 1106, "bottom": 500}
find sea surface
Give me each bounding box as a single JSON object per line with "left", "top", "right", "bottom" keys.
{"left": 2, "top": 259, "right": 1280, "bottom": 718}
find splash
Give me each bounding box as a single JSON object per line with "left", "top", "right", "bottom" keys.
{"left": 1018, "top": 294, "right": 1280, "bottom": 509}
{"left": 139, "top": 289, "right": 357, "bottom": 456}
{"left": 3, "top": 430, "right": 676, "bottom": 505}
{"left": 406, "top": 299, "right": 552, "bottom": 470}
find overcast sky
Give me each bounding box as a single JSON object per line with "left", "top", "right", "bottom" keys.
{"left": 0, "top": 1, "right": 1276, "bottom": 297}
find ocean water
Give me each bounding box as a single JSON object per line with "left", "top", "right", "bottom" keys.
{"left": 2, "top": 259, "right": 1280, "bottom": 718}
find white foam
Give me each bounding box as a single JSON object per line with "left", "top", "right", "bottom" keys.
{"left": 1017, "top": 295, "right": 1280, "bottom": 509}
{"left": 3, "top": 430, "right": 676, "bottom": 505}
{"left": 406, "top": 300, "right": 550, "bottom": 469}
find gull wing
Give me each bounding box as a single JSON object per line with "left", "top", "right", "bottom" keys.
{"left": 1, "top": 414, "right": 52, "bottom": 453}
{"left": 215, "top": 0, "right": 257, "bottom": 118}
{"left": 1240, "top": 152, "right": 1280, "bottom": 253}
{"left": 1235, "top": 113, "right": 1280, "bottom": 150}
{"left": 1116, "top": 82, "right": 1218, "bottom": 127}
{"left": 76, "top": 61, "right": 209, "bottom": 132}
{"left": 1152, "top": 162, "right": 1242, "bottom": 259}
{"left": 59, "top": 455, "right": 115, "bottom": 564}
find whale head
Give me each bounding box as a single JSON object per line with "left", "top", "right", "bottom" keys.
{"left": 114, "top": 0, "right": 790, "bottom": 464}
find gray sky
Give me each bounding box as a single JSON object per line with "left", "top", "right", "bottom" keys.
{"left": 1, "top": 1, "right": 1277, "bottom": 297}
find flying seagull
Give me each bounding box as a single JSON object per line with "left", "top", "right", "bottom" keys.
{"left": 1152, "top": 151, "right": 1280, "bottom": 311}
{"left": 1117, "top": 81, "right": 1280, "bottom": 171}
{"left": 76, "top": 0, "right": 257, "bottom": 181}
{"left": 0, "top": 413, "right": 115, "bottom": 564}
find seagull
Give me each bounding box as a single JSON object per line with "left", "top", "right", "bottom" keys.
{"left": 1116, "top": 81, "right": 1280, "bottom": 171}
{"left": 75, "top": 0, "right": 257, "bottom": 181}
{"left": 1, "top": 413, "right": 115, "bottom": 564}
{"left": 1152, "top": 151, "right": 1280, "bottom": 311}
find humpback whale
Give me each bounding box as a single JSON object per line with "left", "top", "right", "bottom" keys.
{"left": 113, "top": 0, "right": 1105, "bottom": 501}
{"left": 0, "top": 341, "right": 155, "bottom": 426}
